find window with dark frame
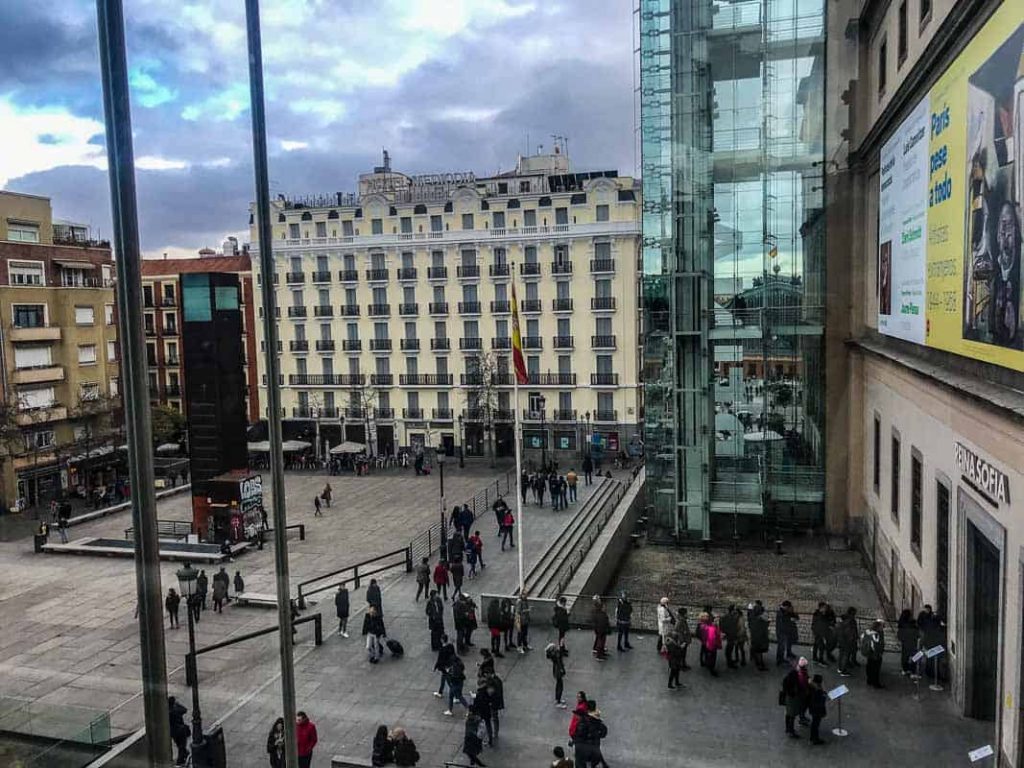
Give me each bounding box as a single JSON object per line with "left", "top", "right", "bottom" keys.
{"left": 891, "top": 434, "right": 901, "bottom": 523}
{"left": 910, "top": 451, "right": 922, "bottom": 557}
{"left": 897, "top": 1, "right": 908, "bottom": 66}
{"left": 873, "top": 415, "right": 881, "bottom": 493}
{"left": 920, "top": 0, "right": 932, "bottom": 27}
{"left": 878, "top": 35, "right": 888, "bottom": 94}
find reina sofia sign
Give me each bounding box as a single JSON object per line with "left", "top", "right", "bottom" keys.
{"left": 955, "top": 443, "right": 1010, "bottom": 506}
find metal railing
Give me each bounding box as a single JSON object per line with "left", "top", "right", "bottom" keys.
{"left": 548, "top": 480, "right": 630, "bottom": 597}
{"left": 296, "top": 549, "right": 412, "bottom": 610}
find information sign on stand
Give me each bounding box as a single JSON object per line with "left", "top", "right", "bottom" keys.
{"left": 969, "top": 745, "right": 994, "bottom": 763}
{"left": 926, "top": 645, "right": 945, "bottom": 691}
{"left": 828, "top": 685, "right": 849, "bottom": 737}
{"left": 911, "top": 650, "right": 925, "bottom": 699}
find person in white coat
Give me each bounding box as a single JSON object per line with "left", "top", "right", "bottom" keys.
{"left": 657, "top": 597, "right": 676, "bottom": 654}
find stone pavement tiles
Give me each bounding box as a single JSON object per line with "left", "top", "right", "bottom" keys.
{"left": 0, "top": 463, "right": 511, "bottom": 738}
{"left": 214, "top": 475, "right": 990, "bottom": 768}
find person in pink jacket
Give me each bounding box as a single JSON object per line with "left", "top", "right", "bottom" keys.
{"left": 702, "top": 615, "right": 723, "bottom": 677}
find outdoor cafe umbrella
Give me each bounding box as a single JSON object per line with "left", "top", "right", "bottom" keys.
{"left": 329, "top": 441, "right": 366, "bottom": 455}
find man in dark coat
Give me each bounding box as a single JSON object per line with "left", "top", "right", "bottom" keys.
{"left": 366, "top": 579, "right": 382, "bottom": 617}
{"left": 415, "top": 557, "right": 431, "bottom": 602}
{"left": 426, "top": 590, "right": 445, "bottom": 651}
{"left": 334, "top": 585, "right": 350, "bottom": 637}
{"left": 748, "top": 602, "right": 770, "bottom": 671}
{"left": 450, "top": 559, "right": 465, "bottom": 598}
{"left": 721, "top": 605, "right": 740, "bottom": 668}
{"left": 811, "top": 602, "right": 833, "bottom": 665}
{"left": 591, "top": 598, "right": 611, "bottom": 660}
{"left": 775, "top": 601, "right": 798, "bottom": 665}
{"left": 434, "top": 635, "right": 456, "bottom": 698}
{"left": 808, "top": 673, "right": 828, "bottom": 745}
{"left": 615, "top": 593, "right": 633, "bottom": 652}
{"left": 196, "top": 570, "right": 208, "bottom": 611}
{"left": 553, "top": 596, "right": 570, "bottom": 655}
{"left": 168, "top": 696, "right": 190, "bottom": 765}
{"left": 582, "top": 454, "right": 594, "bottom": 485}
{"left": 837, "top": 607, "right": 859, "bottom": 677}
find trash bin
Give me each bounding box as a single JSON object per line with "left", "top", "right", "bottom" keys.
{"left": 33, "top": 534, "right": 47, "bottom": 553}
{"left": 193, "top": 725, "right": 226, "bottom": 768}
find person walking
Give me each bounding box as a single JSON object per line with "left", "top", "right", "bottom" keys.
{"left": 196, "top": 569, "right": 208, "bottom": 611}
{"left": 335, "top": 584, "right": 350, "bottom": 637}
{"left": 811, "top": 602, "right": 832, "bottom": 666}
{"left": 615, "top": 592, "right": 633, "bottom": 651}
{"left": 897, "top": 609, "right": 920, "bottom": 677}
{"left": 459, "top": 504, "right": 474, "bottom": 540}
{"left": 535, "top": 474, "right": 546, "bottom": 507}
{"left": 233, "top": 570, "right": 245, "bottom": 598}
{"left": 808, "top": 673, "right": 828, "bottom": 745}
{"left": 703, "top": 615, "right": 722, "bottom": 676}
{"left": 266, "top": 717, "right": 286, "bottom": 768}
{"left": 391, "top": 727, "right": 420, "bottom": 766}
{"left": 366, "top": 578, "right": 383, "bottom": 617}
{"left": 443, "top": 655, "right": 473, "bottom": 716}
{"left": 433, "top": 634, "right": 456, "bottom": 699}
{"left": 519, "top": 471, "right": 530, "bottom": 507}
{"left": 582, "top": 454, "right": 593, "bottom": 485}
{"left": 362, "top": 605, "right": 386, "bottom": 663}
{"left": 295, "top": 711, "right": 318, "bottom": 768}
{"left": 558, "top": 476, "right": 569, "bottom": 509}
{"left": 426, "top": 590, "right": 445, "bottom": 650}
{"left": 547, "top": 642, "right": 567, "bottom": 707}
{"left": 486, "top": 598, "right": 505, "bottom": 657}
{"left": 748, "top": 601, "right": 770, "bottom": 671}
{"left": 469, "top": 530, "right": 485, "bottom": 570}
{"left": 553, "top": 596, "right": 570, "bottom": 656}
{"left": 57, "top": 512, "right": 70, "bottom": 543}
{"left": 433, "top": 560, "right": 450, "bottom": 601}
{"left": 472, "top": 674, "right": 502, "bottom": 746}
{"left": 837, "top": 607, "right": 859, "bottom": 677}
{"left": 575, "top": 700, "right": 609, "bottom": 768}
{"left": 863, "top": 619, "right": 886, "bottom": 688}
{"left": 165, "top": 588, "right": 180, "bottom": 629}
{"left": 781, "top": 658, "right": 810, "bottom": 738}
{"left": 462, "top": 712, "right": 487, "bottom": 766}
{"left": 721, "top": 605, "right": 740, "bottom": 669}
{"left": 212, "top": 572, "right": 228, "bottom": 613}
{"left": 666, "top": 632, "right": 684, "bottom": 689}
{"left": 499, "top": 597, "right": 516, "bottom": 652}
{"left": 500, "top": 509, "right": 515, "bottom": 551}
{"left": 371, "top": 724, "right": 393, "bottom": 767}
{"left": 566, "top": 468, "right": 578, "bottom": 503}
{"left": 168, "top": 696, "right": 190, "bottom": 766}
{"left": 591, "top": 597, "right": 610, "bottom": 661}
{"left": 656, "top": 597, "right": 676, "bottom": 654}
{"left": 313, "top": 495, "right": 322, "bottom": 517}
{"left": 450, "top": 559, "right": 465, "bottom": 598}
{"left": 415, "top": 557, "right": 431, "bottom": 602}
{"left": 515, "top": 593, "right": 531, "bottom": 652}
{"left": 189, "top": 592, "right": 202, "bottom": 623}
{"left": 321, "top": 482, "right": 332, "bottom": 508}
{"left": 464, "top": 594, "right": 479, "bottom": 650}
{"left": 465, "top": 540, "right": 478, "bottom": 578}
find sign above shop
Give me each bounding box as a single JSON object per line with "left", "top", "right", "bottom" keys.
{"left": 955, "top": 442, "right": 1010, "bottom": 507}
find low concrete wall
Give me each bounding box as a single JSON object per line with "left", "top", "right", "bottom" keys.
{"left": 68, "top": 483, "right": 192, "bottom": 527}
{"left": 566, "top": 467, "right": 645, "bottom": 625}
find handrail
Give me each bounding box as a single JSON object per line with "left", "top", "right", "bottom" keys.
{"left": 296, "top": 547, "right": 411, "bottom": 608}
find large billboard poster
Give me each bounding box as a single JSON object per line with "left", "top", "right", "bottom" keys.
{"left": 878, "top": 2, "right": 1024, "bottom": 370}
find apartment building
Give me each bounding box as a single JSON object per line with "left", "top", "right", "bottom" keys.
{"left": 827, "top": 0, "right": 1024, "bottom": 757}
{"left": 0, "top": 191, "right": 120, "bottom": 510}
{"left": 250, "top": 149, "right": 641, "bottom": 463}
{"left": 141, "top": 242, "right": 259, "bottom": 422}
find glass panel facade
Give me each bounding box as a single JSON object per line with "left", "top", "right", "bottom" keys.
{"left": 641, "top": 0, "right": 825, "bottom": 539}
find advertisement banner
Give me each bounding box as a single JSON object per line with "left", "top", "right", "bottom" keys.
{"left": 878, "top": 4, "right": 1024, "bottom": 369}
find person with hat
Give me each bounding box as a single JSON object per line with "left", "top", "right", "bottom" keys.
{"left": 781, "top": 657, "right": 810, "bottom": 737}
{"left": 862, "top": 619, "right": 886, "bottom": 688}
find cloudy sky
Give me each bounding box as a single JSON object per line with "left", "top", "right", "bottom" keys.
{"left": 0, "top": 0, "right": 636, "bottom": 258}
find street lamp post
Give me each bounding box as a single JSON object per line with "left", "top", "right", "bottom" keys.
{"left": 581, "top": 411, "right": 590, "bottom": 460}
{"left": 458, "top": 414, "right": 465, "bottom": 468}
{"left": 538, "top": 395, "right": 547, "bottom": 471}
{"left": 437, "top": 451, "right": 447, "bottom": 560}
{"left": 175, "top": 562, "right": 205, "bottom": 757}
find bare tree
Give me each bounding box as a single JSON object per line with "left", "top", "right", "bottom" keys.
{"left": 0, "top": 397, "right": 30, "bottom": 512}
{"left": 63, "top": 391, "right": 124, "bottom": 496}
{"left": 464, "top": 352, "right": 500, "bottom": 467}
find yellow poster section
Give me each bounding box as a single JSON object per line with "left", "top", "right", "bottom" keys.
{"left": 924, "top": 1, "right": 1024, "bottom": 369}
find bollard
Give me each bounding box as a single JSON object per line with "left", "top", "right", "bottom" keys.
{"left": 298, "top": 589, "right": 306, "bottom": 610}
{"left": 313, "top": 614, "right": 323, "bottom": 646}
{"left": 298, "top": 524, "right": 306, "bottom": 541}
{"left": 353, "top": 565, "right": 360, "bottom": 589}
{"left": 185, "top": 653, "right": 196, "bottom": 687}
{"left": 405, "top": 546, "right": 413, "bottom": 573}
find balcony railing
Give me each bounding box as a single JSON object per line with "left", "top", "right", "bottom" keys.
{"left": 344, "top": 407, "right": 365, "bottom": 419}
{"left": 490, "top": 300, "right": 510, "bottom": 313}
{"left": 286, "top": 272, "right": 305, "bottom": 284}
{"left": 432, "top": 408, "right": 454, "bottom": 420}
{"left": 342, "top": 339, "right": 362, "bottom": 351}
{"left": 287, "top": 306, "right": 307, "bottom": 318}
{"left": 427, "top": 267, "right": 448, "bottom": 280}
{"left": 289, "top": 340, "right": 309, "bottom": 352}
{"left": 316, "top": 340, "right": 336, "bottom": 351}
{"left": 400, "top": 338, "right": 420, "bottom": 351}
{"left": 552, "top": 298, "right": 574, "bottom": 312}
{"left": 520, "top": 299, "right": 542, "bottom": 313}
{"left": 258, "top": 307, "right": 281, "bottom": 319}
{"left": 165, "top": 384, "right": 181, "bottom": 396}
{"left": 551, "top": 261, "right": 573, "bottom": 274}
{"left": 459, "top": 337, "right": 483, "bottom": 350}
{"left": 369, "top": 338, "right": 393, "bottom": 351}
{"left": 489, "top": 264, "right": 510, "bottom": 277}
{"left": 430, "top": 338, "right": 450, "bottom": 350}
{"left": 339, "top": 304, "right": 360, "bottom": 316}
{"left": 375, "top": 407, "right": 395, "bottom": 419}
{"left": 591, "top": 373, "right": 619, "bottom": 386}
{"left": 491, "top": 408, "right": 512, "bottom": 421}
{"left": 367, "top": 304, "right": 391, "bottom": 316}
{"left": 594, "top": 409, "right": 618, "bottom": 422}
{"left": 458, "top": 301, "right": 481, "bottom": 314}
{"left": 366, "top": 268, "right": 389, "bottom": 281}
{"left": 403, "top": 408, "right": 424, "bottom": 419}
{"left": 161, "top": 296, "right": 177, "bottom": 306}
{"left": 400, "top": 374, "right": 454, "bottom": 386}
{"left": 312, "top": 270, "right": 332, "bottom": 283}
{"left": 520, "top": 263, "right": 541, "bottom": 276}
{"left": 166, "top": 356, "right": 180, "bottom": 366}
{"left": 522, "top": 409, "right": 546, "bottom": 421}
{"left": 457, "top": 264, "right": 480, "bottom": 278}
{"left": 162, "top": 326, "right": 179, "bottom": 336}
{"left": 491, "top": 337, "right": 511, "bottom": 349}
{"left": 313, "top": 305, "right": 334, "bottom": 317}
{"left": 320, "top": 407, "right": 340, "bottom": 418}
{"left": 492, "top": 372, "right": 576, "bottom": 386}
{"left": 553, "top": 335, "right": 574, "bottom": 348}
{"left": 397, "top": 267, "right": 418, "bottom": 280}
{"left": 591, "top": 297, "right": 617, "bottom": 310}
{"left": 463, "top": 407, "right": 485, "bottom": 420}
{"left": 399, "top": 303, "right": 419, "bottom": 316}
{"left": 144, "top": 327, "right": 156, "bottom": 337}
{"left": 590, "top": 259, "right": 615, "bottom": 273}
{"left": 591, "top": 335, "right": 617, "bottom": 349}
{"left": 522, "top": 335, "right": 542, "bottom": 349}
{"left": 429, "top": 302, "right": 449, "bottom": 315}
{"left": 370, "top": 373, "right": 394, "bottom": 386}
{"left": 553, "top": 409, "right": 577, "bottom": 421}
{"left": 339, "top": 269, "right": 359, "bottom": 282}
{"left": 461, "top": 373, "right": 484, "bottom": 386}
{"left": 289, "top": 374, "right": 365, "bottom": 386}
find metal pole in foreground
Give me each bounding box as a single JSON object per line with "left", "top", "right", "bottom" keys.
{"left": 95, "top": 1, "right": 171, "bottom": 763}
{"left": 244, "top": 2, "right": 298, "bottom": 766}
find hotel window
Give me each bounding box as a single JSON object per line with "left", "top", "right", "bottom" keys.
{"left": 7, "top": 222, "right": 40, "bottom": 242}
{"left": 407, "top": 357, "right": 419, "bottom": 376}
{"left": 375, "top": 356, "right": 390, "bottom": 375}
{"left": 371, "top": 252, "right": 386, "bottom": 271}
{"left": 347, "top": 357, "right": 359, "bottom": 376}
{"left": 430, "top": 215, "right": 443, "bottom": 233}
{"left": 526, "top": 282, "right": 539, "bottom": 301}
{"left": 437, "top": 357, "right": 448, "bottom": 376}
{"left": 345, "top": 288, "right": 357, "bottom": 306}
{"left": 526, "top": 319, "right": 539, "bottom": 339}
{"left": 598, "top": 392, "right": 614, "bottom": 414}
{"left": 403, "top": 286, "right": 416, "bottom": 304}
{"left": 78, "top": 344, "right": 97, "bottom": 365}
{"left": 342, "top": 220, "right": 354, "bottom": 237}
{"left": 407, "top": 392, "right": 420, "bottom": 411}
{"left": 372, "top": 287, "right": 388, "bottom": 306}
{"left": 14, "top": 345, "right": 51, "bottom": 369}
{"left": 316, "top": 255, "right": 328, "bottom": 273}
{"left": 320, "top": 323, "right": 332, "bottom": 341}
{"left": 344, "top": 254, "right": 356, "bottom": 272}
{"left": 105, "top": 304, "right": 114, "bottom": 325}
{"left": 595, "top": 279, "right": 612, "bottom": 298}
{"left": 495, "top": 283, "right": 507, "bottom": 301}
{"left": 897, "top": 1, "right": 907, "bottom": 66}
{"left": 289, "top": 223, "right": 300, "bottom": 239}
{"left": 318, "top": 288, "right": 330, "bottom": 307}
{"left": 432, "top": 251, "right": 444, "bottom": 269}
{"left": 400, "top": 217, "right": 412, "bottom": 234}
{"left": 494, "top": 248, "right": 507, "bottom": 267}
{"left": 873, "top": 415, "right": 881, "bottom": 494}
{"left": 523, "top": 210, "right": 537, "bottom": 228}
{"left": 464, "top": 320, "right": 479, "bottom": 340}
{"left": 891, "top": 433, "right": 900, "bottom": 523}
{"left": 290, "top": 256, "right": 302, "bottom": 274}
{"left": 462, "top": 214, "right": 474, "bottom": 230}
{"left": 555, "top": 207, "right": 569, "bottom": 226}
{"left": 315, "top": 221, "right": 327, "bottom": 237}
{"left": 878, "top": 35, "right": 888, "bottom": 95}
{"left": 462, "top": 284, "right": 478, "bottom": 303}
{"left": 434, "top": 321, "right": 447, "bottom": 339}
{"left": 296, "top": 358, "right": 307, "bottom": 376}
{"left": 558, "top": 355, "right": 572, "bottom": 374}
{"left": 595, "top": 204, "right": 610, "bottom": 222}
{"left": 9, "top": 261, "right": 44, "bottom": 285}
{"left": 371, "top": 218, "right": 383, "bottom": 235}
{"left": 107, "top": 341, "right": 117, "bottom": 361}
{"left": 496, "top": 319, "right": 508, "bottom": 339}
{"left": 556, "top": 281, "right": 570, "bottom": 300}
{"left": 75, "top": 306, "right": 95, "bottom": 325}
{"left": 13, "top": 304, "right": 46, "bottom": 328}
{"left": 402, "top": 252, "right": 414, "bottom": 270}
{"left": 347, "top": 322, "right": 359, "bottom": 341}
{"left": 493, "top": 212, "right": 505, "bottom": 229}
{"left": 438, "top": 391, "right": 450, "bottom": 411}
{"left": 911, "top": 450, "right": 922, "bottom": 557}
{"left": 374, "top": 322, "right": 388, "bottom": 340}
{"left": 433, "top": 285, "right": 445, "bottom": 303}
{"left": 525, "top": 245, "right": 538, "bottom": 266}
{"left": 404, "top": 321, "right": 417, "bottom": 340}
{"left": 322, "top": 357, "right": 333, "bottom": 376}
{"left": 594, "top": 241, "right": 612, "bottom": 261}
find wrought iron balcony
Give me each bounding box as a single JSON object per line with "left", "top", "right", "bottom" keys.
{"left": 403, "top": 407, "right": 424, "bottom": 419}
{"left": 522, "top": 335, "right": 542, "bottom": 350}
{"left": 313, "top": 305, "right": 334, "bottom": 317}
{"left": 552, "top": 298, "right": 574, "bottom": 312}
{"left": 522, "top": 409, "right": 546, "bottom": 421}
{"left": 399, "top": 303, "right": 419, "bottom": 316}
{"left": 375, "top": 407, "right": 395, "bottom": 419}
{"left": 594, "top": 410, "right": 618, "bottom": 422}
{"left": 591, "top": 335, "right": 617, "bottom": 349}
{"left": 371, "top": 373, "right": 394, "bottom": 385}
{"left": 366, "top": 268, "right": 389, "bottom": 281}
{"left": 369, "top": 338, "right": 392, "bottom": 351}
{"left": 493, "top": 409, "right": 514, "bottom": 421}
{"left": 456, "top": 264, "right": 480, "bottom": 278}
{"left": 591, "top": 373, "right": 619, "bottom": 386}
{"left": 519, "top": 263, "right": 541, "bottom": 276}
{"left": 520, "top": 299, "right": 542, "bottom": 313}
{"left": 289, "top": 339, "right": 309, "bottom": 352}
{"left": 430, "top": 338, "right": 450, "bottom": 350}
{"left": 339, "top": 269, "right": 359, "bottom": 282}
{"left": 344, "top": 407, "right": 365, "bottom": 419}
{"left": 397, "top": 267, "right": 418, "bottom": 280}
{"left": 432, "top": 408, "right": 454, "bottom": 421}
{"left": 400, "top": 374, "right": 454, "bottom": 386}
{"left": 489, "top": 264, "right": 510, "bottom": 277}
{"left": 316, "top": 340, "right": 335, "bottom": 351}
{"left": 552, "top": 335, "right": 574, "bottom": 349}
{"left": 289, "top": 373, "right": 365, "bottom": 386}
{"left": 458, "top": 301, "right": 482, "bottom": 314}
{"left": 553, "top": 409, "right": 577, "bottom": 421}
{"left": 591, "top": 297, "right": 616, "bottom": 310}
{"left": 339, "top": 304, "right": 360, "bottom": 316}
{"left": 287, "top": 306, "right": 307, "bottom": 318}
{"left": 429, "top": 302, "right": 449, "bottom": 315}
{"left": 286, "top": 272, "right": 305, "bottom": 284}
{"left": 367, "top": 304, "right": 391, "bottom": 316}
{"left": 491, "top": 337, "right": 511, "bottom": 349}
{"left": 427, "top": 266, "right": 448, "bottom": 280}
{"left": 311, "top": 271, "right": 332, "bottom": 283}
{"left": 490, "top": 300, "right": 510, "bottom": 313}
{"left": 400, "top": 338, "right": 421, "bottom": 351}
{"left": 461, "top": 373, "right": 484, "bottom": 385}
{"left": 590, "top": 259, "right": 615, "bottom": 273}
{"left": 551, "top": 261, "right": 573, "bottom": 274}
{"left": 459, "top": 337, "right": 483, "bottom": 350}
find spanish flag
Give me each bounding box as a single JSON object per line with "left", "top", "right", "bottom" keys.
{"left": 510, "top": 278, "right": 529, "bottom": 385}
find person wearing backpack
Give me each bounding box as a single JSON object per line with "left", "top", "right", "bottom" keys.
{"left": 462, "top": 712, "right": 487, "bottom": 766}
{"left": 615, "top": 593, "right": 633, "bottom": 652}
{"left": 836, "top": 607, "right": 859, "bottom": 677}
{"left": 862, "top": 620, "right": 886, "bottom": 688}
{"left": 486, "top": 598, "right": 504, "bottom": 657}
{"left": 433, "top": 634, "right": 456, "bottom": 699}
{"left": 391, "top": 727, "right": 420, "bottom": 766}
{"left": 656, "top": 597, "right": 676, "bottom": 654}
{"left": 553, "top": 596, "right": 571, "bottom": 656}
{"left": 443, "top": 655, "right": 472, "bottom": 716}
{"left": 574, "top": 700, "right": 609, "bottom": 768}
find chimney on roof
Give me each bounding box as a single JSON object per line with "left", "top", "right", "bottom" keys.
{"left": 222, "top": 236, "right": 238, "bottom": 256}
{"left": 198, "top": 247, "right": 216, "bottom": 257}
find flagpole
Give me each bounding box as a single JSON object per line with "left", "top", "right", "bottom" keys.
{"left": 510, "top": 263, "right": 526, "bottom": 596}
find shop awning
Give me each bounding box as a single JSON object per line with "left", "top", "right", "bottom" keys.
{"left": 55, "top": 260, "right": 96, "bottom": 270}
{"left": 247, "top": 440, "right": 311, "bottom": 453}
{"left": 155, "top": 443, "right": 180, "bottom": 454}
{"left": 329, "top": 441, "right": 366, "bottom": 455}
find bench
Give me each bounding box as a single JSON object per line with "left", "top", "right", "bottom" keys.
{"left": 331, "top": 756, "right": 373, "bottom": 768}
{"left": 124, "top": 520, "right": 193, "bottom": 541}
{"left": 233, "top": 592, "right": 281, "bottom": 608}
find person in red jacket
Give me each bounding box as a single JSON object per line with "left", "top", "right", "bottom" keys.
{"left": 433, "top": 560, "right": 450, "bottom": 601}
{"left": 567, "top": 691, "right": 588, "bottom": 741}
{"left": 702, "top": 616, "right": 723, "bottom": 677}
{"left": 295, "top": 711, "right": 318, "bottom": 768}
